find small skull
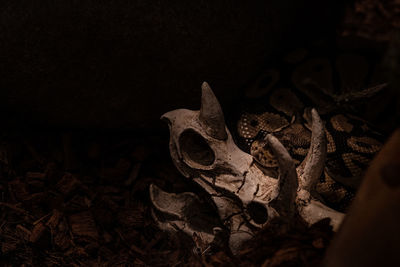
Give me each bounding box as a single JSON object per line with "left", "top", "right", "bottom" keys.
{"left": 150, "top": 82, "right": 344, "bottom": 254}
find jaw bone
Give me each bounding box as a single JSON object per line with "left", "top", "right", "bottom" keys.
{"left": 150, "top": 82, "right": 344, "bottom": 254}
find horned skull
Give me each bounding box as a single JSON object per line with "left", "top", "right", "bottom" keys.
{"left": 150, "top": 82, "right": 344, "bottom": 253}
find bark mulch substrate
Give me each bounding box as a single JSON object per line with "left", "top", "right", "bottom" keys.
{"left": 0, "top": 130, "right": 334, "bottom": 266}
{"left": 341, "top": 0, "right": 400, "bottom": 41}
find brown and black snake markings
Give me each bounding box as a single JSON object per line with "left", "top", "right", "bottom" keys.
{"left": 233, "top": 47, "right": 387, "bottom": 212}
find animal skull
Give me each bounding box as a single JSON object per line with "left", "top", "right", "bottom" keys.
{"left": 150, "top": 82, "right": 344, "bottom": 253}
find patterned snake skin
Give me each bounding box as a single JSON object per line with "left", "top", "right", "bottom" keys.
{"left": 233, "top": 47, "right": 386, "bottom": 212}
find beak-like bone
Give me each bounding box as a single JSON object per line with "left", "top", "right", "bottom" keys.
{"left": 149, "top": 184, "right": 223, "bottom": 244}
{"left": 149, "top": 184, "right": 200, "bottom": 219}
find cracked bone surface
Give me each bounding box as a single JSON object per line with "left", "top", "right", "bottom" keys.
{"left": 150, "top": 82, "right": 344, "bottom": 253}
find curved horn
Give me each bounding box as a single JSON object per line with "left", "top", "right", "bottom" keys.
{"left": 299, "top": 108, "right": 327, "bottom": 192}
{"left": 266, "top": 134, "right": 298, "bottom": 217}
{"left": 199, "top": 82, "right": 228, "bottom": 140}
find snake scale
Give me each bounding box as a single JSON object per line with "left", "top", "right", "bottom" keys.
{"left": 233, "top": 46, "right": 386, "bottom": 212}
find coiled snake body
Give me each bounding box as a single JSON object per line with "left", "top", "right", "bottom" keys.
{"left": 234, "top": 48, "right": 386, "bottom": 212}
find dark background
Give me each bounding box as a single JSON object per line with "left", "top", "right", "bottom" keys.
{"left": 1, "top": 1, "right": 399, "bottom": 266}
{"left": 0, "top": 0, "right": 344, "bottom": 130}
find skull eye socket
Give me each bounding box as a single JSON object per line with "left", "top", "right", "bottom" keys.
{"left": 247, "top": 201, "right": 268, "bottom": 224}
{"left": 179, "top": 129, "right": 215, "bottom": 166}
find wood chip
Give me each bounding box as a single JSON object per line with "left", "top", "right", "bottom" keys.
{"left": 26, "top": 172, "right": 46, "bottom": 180}
{"left": 54, "top": 231, "right": 72, "bottom": 251}
{"left": 1, "top": 241, "right": 18, "bottom": 254}
{"left": 8, "top": 179, "right": 30, "bottom": 201}
{"left": 30, "top": 222, "right": 47, "bottom": 243}
{"left": 16, "top": 224, "right": 32, "bottom": 241}
{"left": 117, "top": 207, "right": 145, "bottom": 228}
{"left": 69, "top": 211, "right": 99, "bottom": 240}
{"left": 125, "top": 163, "right": 141, "bottom": 186}
{"left": 46, "top": 209, "right": 63, "bottom": 229}
{"left": 0, "top": 202, "right": 33, "bottom": 219}
{"left": 56, "top": 173, "right": 81, "bottom": 195}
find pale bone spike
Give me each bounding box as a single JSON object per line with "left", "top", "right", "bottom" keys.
{"left": 266, "top": 134, "right": 298, "bottom": 217}
{"left": 199, "top": 82, "right": 228, "bottom": 140}
{"left": 299, "top": 108, "right": 327, "bottom": 192}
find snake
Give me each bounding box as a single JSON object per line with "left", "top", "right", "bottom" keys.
{"left": 233, "top": 47, "right": 386, "bottom": 212}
